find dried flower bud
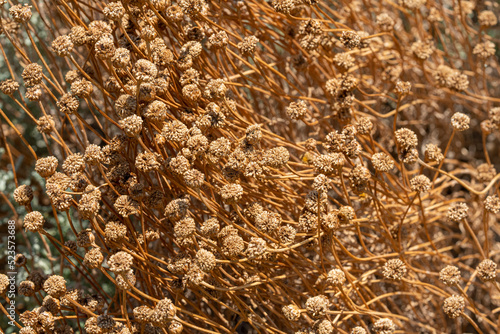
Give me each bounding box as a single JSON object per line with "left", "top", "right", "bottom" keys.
{"left": 485, "top": 195, "right": 500, "bottom": 213}
{"left": 108, "top": 251, "right": 134, "bottom": 273}
{"left": 9, "top": 4, "right": 32, "bottom": 23}
{"left": 221, "top": 183, "right": 244, "bottom": 204}
{"left": 327, "top": 269, "right": 346, "bottom": 286}
{"left": 410, "top": 175, "right": 431, "bottom": 192}
{"left": 238, "top": 35, "right": 259, "bottom": 55}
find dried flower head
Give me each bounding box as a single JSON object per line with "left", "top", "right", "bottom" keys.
{"left": 327, "top": 269, "right": 346, "bottom": 286}
{"left": 383, "top": 259, "right": 407, "bottom": 280}
{"left": 451, "top": 112, "right": 470, "bottom": 131}
{"left": 443, "top": 295, "right": 465, "bottom": 318}
{"left": 477, "top": 259, "right": 497, "bottom": 281}
{"left": 447, "top": 202, "right": 468, "bottom": 222}
{"left": 410, "top": 175, "right": 431, "bottom": 192}
{"left": 282, "top": 304, "right": 301, "bottom": 321}
{"left": 305, "top": 295, "right": 329, "bottom": 319}
{"left": 484, "top": 195, "right": 500, "bottom": 213}
{"left": 24, "top": 211, "right": 45, "bottom": 232}
{"left": 14, "top": 184, "right": 33, "bottom": 206}
{"left": 439, "top": 265, "right": 461, "bottom": 286}
{"left": 372, "top": 318, "right": 396, "bottom": 334}
{"left": 43, "top": 275, "right": 67, "bottom": 298}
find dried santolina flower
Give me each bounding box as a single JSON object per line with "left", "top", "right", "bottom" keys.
{"left": 372, "top": 318, "right": 396, "bottom": 334}
{"left": 43, "top": 275, "right": 67, "bottom": 298}
{"left": 439, "top": 266, "right": 461, "bottom": 286}
{"left": 477, "top": 259, "right": 497, "bottom": 281}
{"left": 383, "top": 259, "right": 407, "bottom": 280}
{"left": 443, "top": 295, "right": 465, "bottom": 318}
{"left": 447, "top": 202, "right": 468, "bottom": 222}
{"left": 24, "top": 211, "right": 45, "bottom": 232}
{"left": 282, "top": 304, "right": 301, "bottom": 321}
{"left": 14, "top": 184, "right": 33, "bottom": 206}
{"left": 451, "top": 112, "right": 470, "bottom": 131}
{"left": 409, "top": 175, "right": 431, "bottom": 192}
{"left": 327, "top": 269, "right": 346, "bottom": 286}
{"left": 305, "top": 295, "right": 329, "bottom": 319}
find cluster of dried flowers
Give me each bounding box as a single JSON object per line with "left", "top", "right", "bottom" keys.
{"left": 1, "top": 0, "right": 500, "bottom": 333}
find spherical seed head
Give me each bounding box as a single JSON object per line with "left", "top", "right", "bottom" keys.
{"left": 112, "top": 47, "right": 131, "bottom": 69}
{"left": 24, "top": 211, "right": 45, "bottom": 232}
{"left": 169, "top": 320, "right": 183, "bottom": 334}
{"left": 103, "top": 2, "right": 125, "bottom": 21}
{"left": 305, "top": 295, "right": 329, "bottom": 319}
{"left": 398, "top": 0, "right": 426, "bottom": 10}
{"left": 14, "top": 184, "right": 33, "bottom": 206}
{"left": 476, "top": 163, "right": 496, "bottom": 183}
{"left": 87, "top": 20, "right": 112, "bottom": 44}
{"left": 57, "top": 93, "right": 79, "bottom": 114}
{"left": 162, "top": 120, "right": 189, "bottom": 142}
{"left": 313, "top": 174, "right": 330, "bottom": 193}
{"left": 424, "top": 144, "right": 444, "bottom": 163}
{"left": 9, "top": 4, "right": 32, "bottom": 23}
{"left": 70, "top": 79, "right": 93, "bottom": 98}
{"left": 338, "top": 206, "right": 355, "bottom": 223}
{"left": 19, "top": 280, "right": 36, "bottom": 296}
{"left": 473, "top": 41, "right": 496, "bottom": 59}
{"left": 315, "top": 319, "right": 333, "bottom": 334}
{"left": 395, "top": 80, "right": 411, "bottom": 95}
{"left": 0, "top": 274, "right": 9, "bottom": 294}
{"left": 76, "top": 228, "right": 95, "bottom": 248}
{"left": 372, "top": 318, "right": 396, "bottom": 334}
{"left": 119, "top": 115, "right": 143, "bottom": 137}
{"left": 439, "top": 265, "right": 461, "bottom": 286}
{"left": 485, "top": 195, "right": 500, "bottom": 214}
{"left": 395, "top": 128, "right": 418, "bottom": 150}
{"left": 200, "top": 218, "right": 220, "bottom": 237}
{"left": 114, "top": 195, "right": 139, "bottom": 217}
{"left": 83, "top": 247, "right": 104, "bottom": 268}
{"left": 195, "top": 249, "right": 216, "bottom": 272}
{"left": 52, "top": 35, "right": 73, "bottom": 57}
{"left": 204, "top": 78, "right": 227, "bottom": 100}
{"left": 327, "top": 268, "right": 346, "bottom": 286}
{"left": 246, "top": 237, "right": 267, "bottom": 259}
{"left": 134, "top": 305, "right": 154, "bottom": 323}
{"left": 340, "top": 30, "right": 361, "bottom": 49}
{"left": 27, "top": 270, "right": 47, "bottom": 291}
{"left": 351, "top": 327, "right": 367, "bottom": 334}
{"left": 371, "top": 153, "right": 394, "bottom": 172}
{"left": 25, "top": 85, "right": 42, "bottom": 101}
{"left": 222, "top": 234, "right": 245, "bottom": 257}
{"left": 183, "top": 168, "right": 205, "bottom": 189}
{"left": 443, "top": 295, "right": 465, "bottom": 318}
{"left": 262, "top": 146, "right": 290, "bottom": 168}
{"left": 43, "top": 275, "right": 67, "bottom": 298}
{"left": 151, "top": 298, "right": 176, "bottom": 326}
{"left": 221, "top": 183, "right": 244, "bottom": 204}
{"left": 95, "top": 34, "right": 116, "bottom": 59}
{"left": 477, "top": 259, "right": 497, "bottom": 281}
{"left": 22, "top": 63, "right": 43, "bottom": 87}
{"left": 173, "top": 217, "right": 196, "bottom": 240}
{"left": 447, "top": 202, "right": 468, "bottom": 222}
{"left": 0, "top": 79, "right": 20, "bottom": 95}
{"left": 478, "top": 10, "right": 497, "bottom": 27}
{"left": 410, "top": 175, "right": 431, "bottom": 192}
{"left": 282, "top": 304, "right": 301, "bottom": 322}
{"left": 286, "top": 100, "right": 308, "bottom": 120}
{"left": 383, "top": 259, "right": 407, "bottom": 280}
{"left": 136, "top": 152, "right": 162, "bottom": 173}
{"left": 96, "top": 315, "right": 115, "bottom": 330}
{"left": 62, "top": 153, "right": 85, "bottom": 175}
{"left": 116, "top": 269, "right": 136, "bottom": 290}
{"left": 451, "top": 112, "right": 470, "bottom": 131}
{"left": 133, "top": 59, "right": 158, "bottom": 82}
{"left": 208, "top": 30, "right": 229, "bottom": 49}
{"left": 14, "top": 253, "right": 27, "bottom": 267}
{"left": 42, "top": 295, "right": 60, "bottom": 314}
{"left": 238, "top": 35, "right": 259, "bottom": 55}
{"left": 108, "top": 251, "right": 134, "bottom": 274}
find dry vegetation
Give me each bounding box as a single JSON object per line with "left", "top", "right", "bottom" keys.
{"left": 1, "top": 0, "right": 500, "bottom": 333}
